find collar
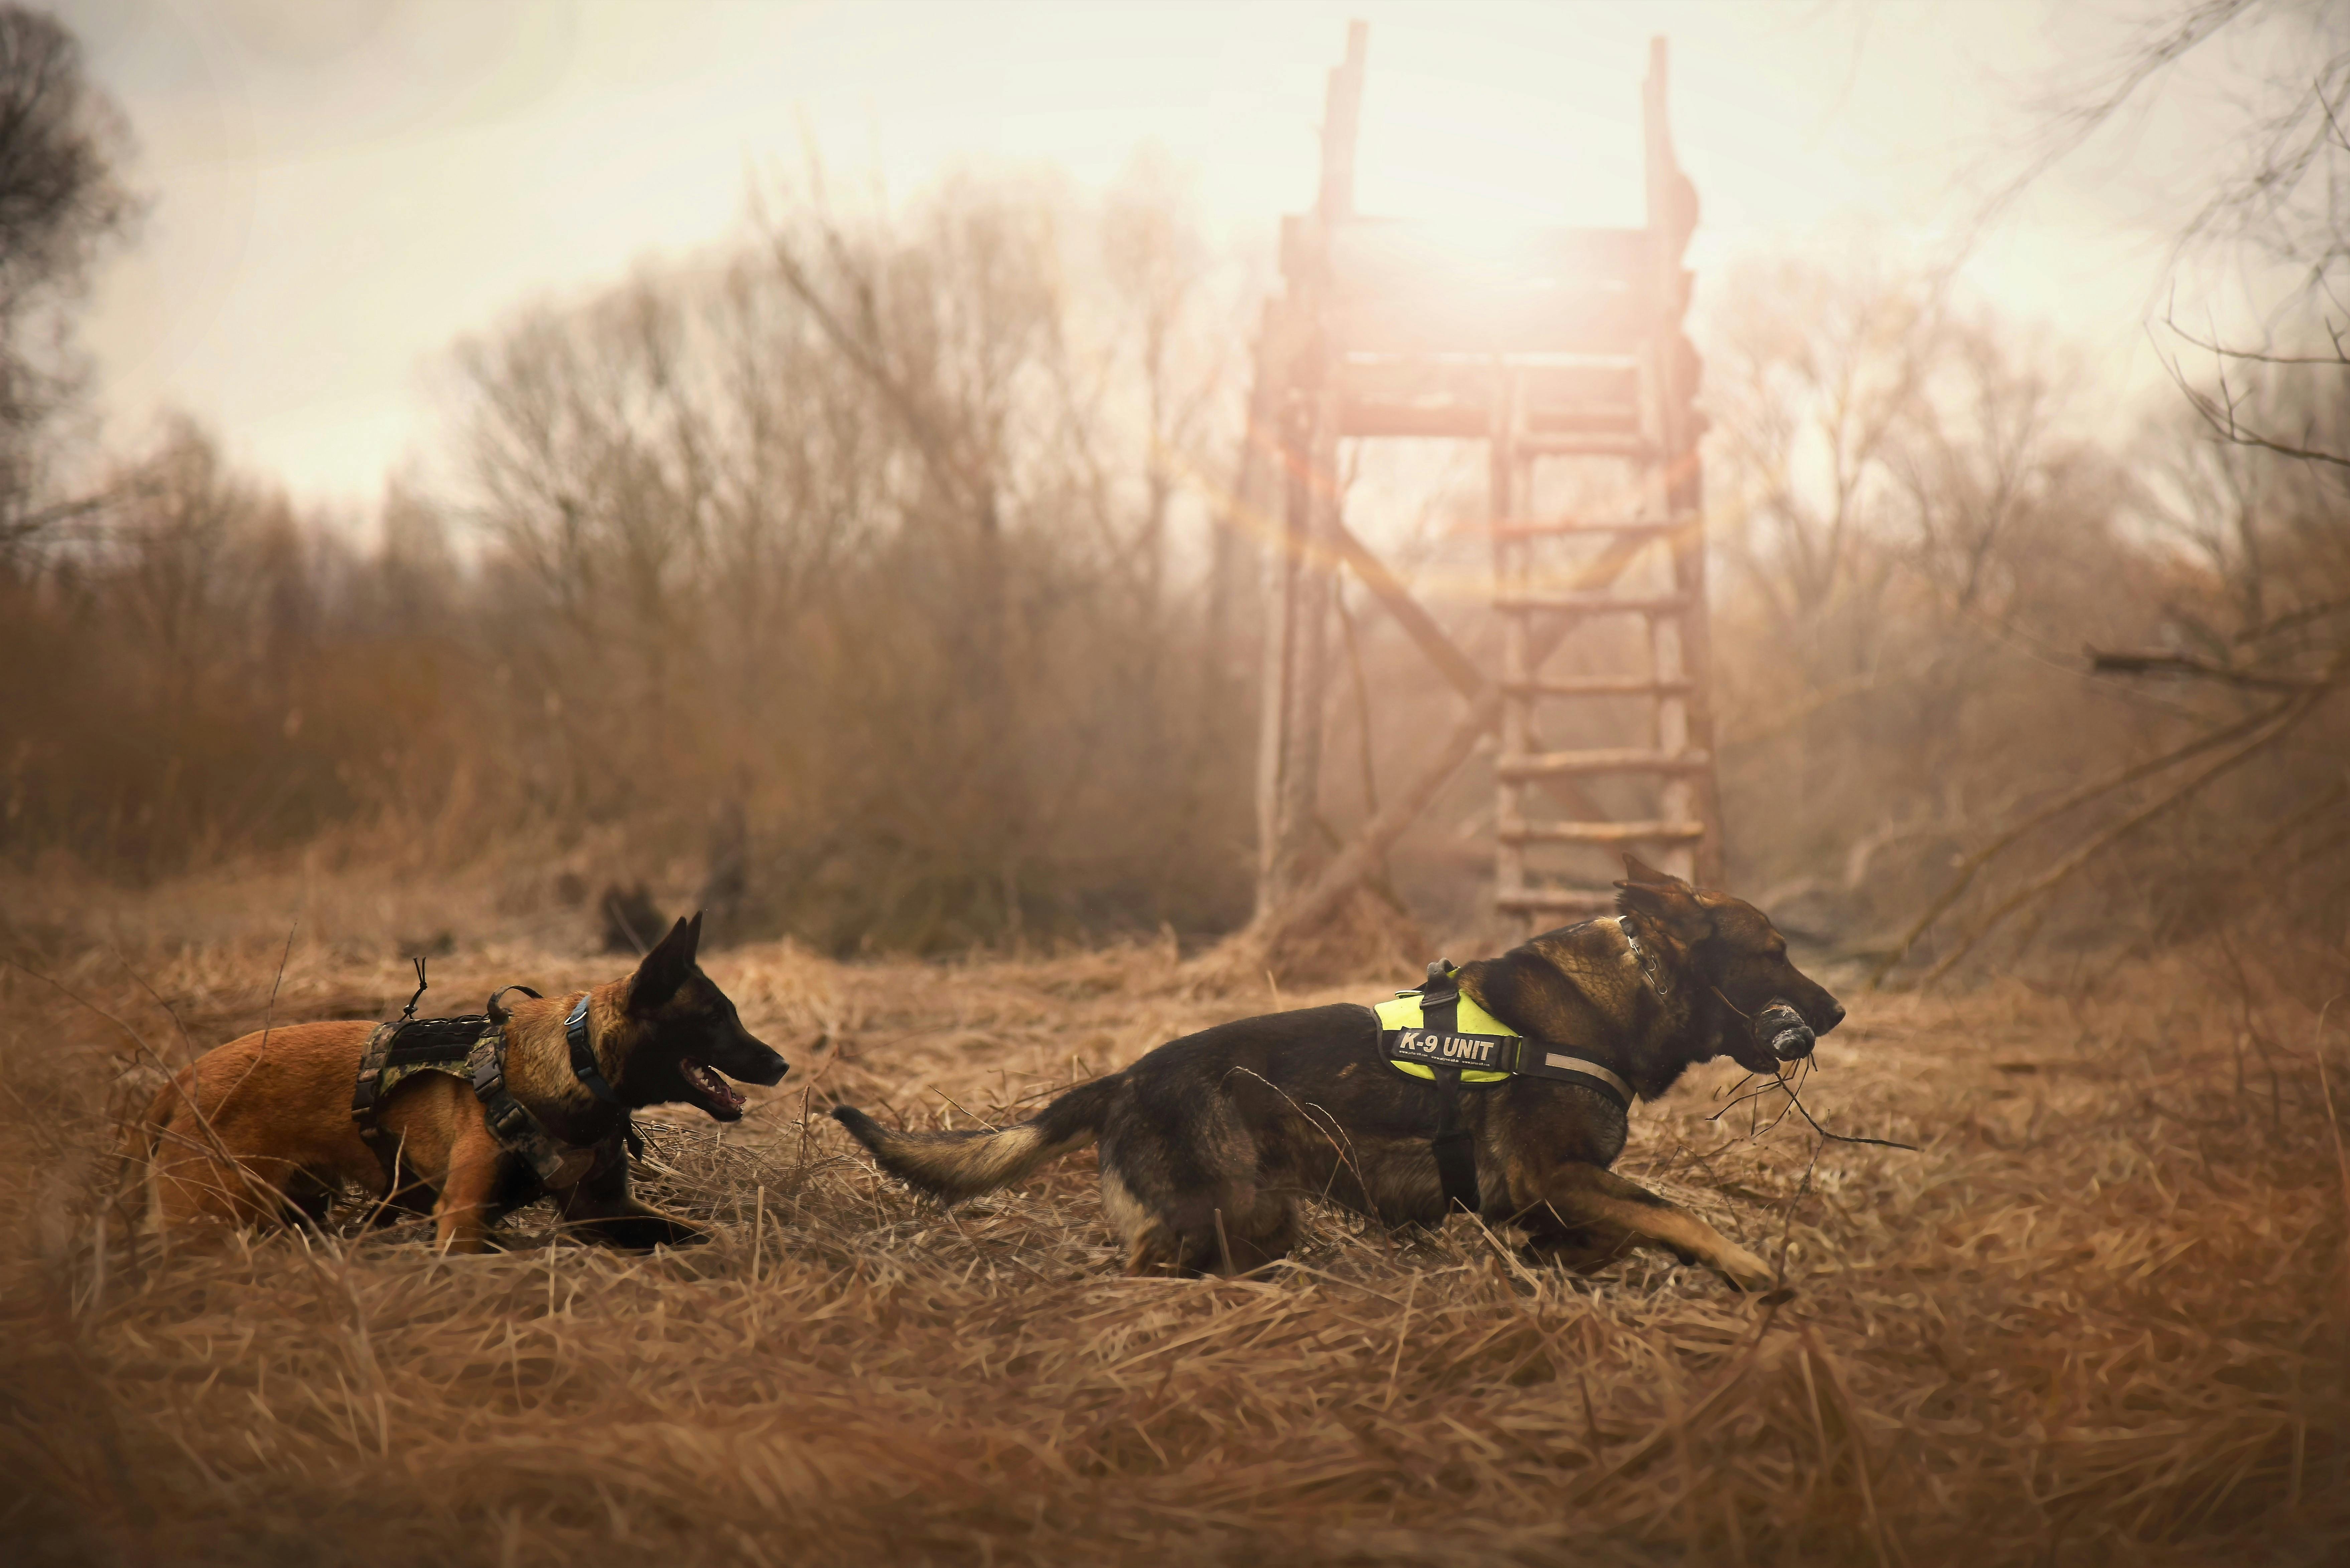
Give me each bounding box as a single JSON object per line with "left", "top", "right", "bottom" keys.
{"left": 566, "top": 994, "right": 626, "bottom": 1105}
{"left": 1617, "top": 915, "right": 1673, "bottom": 996}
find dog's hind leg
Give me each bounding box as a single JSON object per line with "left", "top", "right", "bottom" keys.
{"left": 1206, "top": 1185, "right": 1297, "bottom": 1276}
{"left": 364, "top": 1165, "right": 435, "bottom": 1229}
{"left": 281, "top": 1171, "right": 339, "bottom": 1232}
{"left": 145, "top": 1116, "right": 288, "bottom": 1233}
{"left": 1103, "top": 1156, "right": 1296, "bottom": 1278}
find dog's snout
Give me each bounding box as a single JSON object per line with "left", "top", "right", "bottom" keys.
{"left": 1820, "top": 1000, "right": 1846, "bottom": 1034}
{"left": 723, "top": 1034, "right": 790, "bottom": 1087}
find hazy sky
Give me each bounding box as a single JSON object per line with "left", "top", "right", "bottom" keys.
{"left": 57, "top": 0, "right": 2264, "bottom": 513}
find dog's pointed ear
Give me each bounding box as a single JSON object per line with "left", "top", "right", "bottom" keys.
{"left": 629, "top": 913, "right": 701, "bottom": 1011}
{"left": 1619, "top": 851, "right": 1683, "bottom": 888}
{"left": 1614, "top": 855, "right": 1713, "bottom": 941}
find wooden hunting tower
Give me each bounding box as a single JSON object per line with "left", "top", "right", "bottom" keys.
{"left": 1244, "top": 24, "right": 1722, "bottom": 941}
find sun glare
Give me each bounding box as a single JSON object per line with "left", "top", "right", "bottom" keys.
{"left": 1351, "top": 60, "right": 1648, "bottom": 231}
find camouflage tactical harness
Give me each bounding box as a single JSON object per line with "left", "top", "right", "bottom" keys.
{"left": 350, "top": 998, "right": 632, "bottom": 1192}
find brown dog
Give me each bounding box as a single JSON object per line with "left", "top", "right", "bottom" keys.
{"left": 836, "top": 856, "right": 1843, "bottom": 1289}
{"left": 129, "top": 914, "right": 786, "bottom": 1252}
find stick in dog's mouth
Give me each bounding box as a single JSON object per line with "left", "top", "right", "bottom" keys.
{"left": 681, "top": 1059, "right": 748, "bottom": 1120}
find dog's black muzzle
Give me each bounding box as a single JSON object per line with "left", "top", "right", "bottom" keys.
{"left": 1755, "top": 1000, "right": 1817, "bottom": 1063}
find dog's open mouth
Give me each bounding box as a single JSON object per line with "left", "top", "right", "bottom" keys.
{"left": 680, "top": 1058, "right": 747, "bottom": 1121}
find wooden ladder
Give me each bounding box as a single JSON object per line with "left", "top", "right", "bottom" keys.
{"left": 1244, "top": 27, "right": 1724, "bottom": 943}
{"left": 1489, "top": 39, "right": 1719, "bottom": 929}
{"left": 1489, "top": 380, "right": 1719, "bottom": 920}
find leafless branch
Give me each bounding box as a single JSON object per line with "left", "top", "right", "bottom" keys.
{"left": 2085, "top": 646, "right": 2324, "bottom": 689}
{"left": 1867, "top": 694, "right": 2303, "bottom": 989}
{"left": 1920, "top": 668, "right": 2339, "bottom": 986}
{"left": 2236, "top": 595, "right": 2350, "bottom": 643}
{"left": 2157, "top": 328, "right": 2350, "bottom": 471}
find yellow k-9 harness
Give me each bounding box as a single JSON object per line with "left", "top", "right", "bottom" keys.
{"left": 1375, "top": 943, "right": 1641, "bottom": 1213}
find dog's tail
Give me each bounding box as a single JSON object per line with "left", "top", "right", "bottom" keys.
{"left": 833, "top": 1074, "right": 1122, "bottom": 1203}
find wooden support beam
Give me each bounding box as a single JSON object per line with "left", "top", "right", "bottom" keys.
{"left": 1260, "top": 673, "right": 1515, "bottom": 948}
{"left": 1496, "top": 592, "right": 1693, "bottom": 616}
{"left": 1504, "top": 675, "right": 1694, "bottom": 698}
{"left": 1491, "top": 518, "right": 1689, "bottom": 542}
{"left": 1498, "top": 747, "right": 1714, "bottom": 780}
{"left": 1498, "top": 817, "right": 1707, "bottom": 845}
{"left": 1643, "top": 34, "right": 1723, "bottom": 886}
{"left": 1328, "top": 517, "right": 1486, "bottom": 704}
{"left": 1255, "top": 380, "right": 1335, "bottom": 915}
{"left": 1254, "top": 530, "right": 1652, "bottom": 947}
{"left": 1320, "top": 22, "right": 1368, "bottom": 222}
{"left": 1253, "top": 23, "right": 1368, "bottom": 919}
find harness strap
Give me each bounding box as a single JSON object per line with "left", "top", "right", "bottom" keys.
{"left": 352, "top": 1014, "right": 499, "bottom": 1185}
{"left": 466, "top": 1033, "right": 619, "bottom": 1188}
{"left": 1417, "top": 961, "right": 1482, "bottom": 1214}
{"left": 566, "top": 994, "right": 625, "bottom": 1105}
{"left": 350, "top": 1021, "right": 401, "bottom": 1177}
{"left": 485, "top": 984, "right": 542, "bottom": 1025}
{"left": 1514, "top": 1049, "right": 1635, "bottom": 1108}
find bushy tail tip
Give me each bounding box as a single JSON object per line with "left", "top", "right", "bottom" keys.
{"left": 831, "top": 1077, "right": 1118, "bottom": 1202}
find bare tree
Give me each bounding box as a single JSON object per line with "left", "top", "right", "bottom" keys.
{"left": 432, "top": 171, "right": 1260, "bottom": 947}
{"left": 1705, "top": 253, "right": 1941, "bottom": 672}
{"left": 0, "top": 5, "right": 135, "bottom": 551}
{"left": 1100, "top": 148, "right": 1227, "bottom": 612}
{"left": 1888, "top": 321, "right": 2110, "bottom": 621}
{"left": 1861, "top": 0, "right": 2350, "bottom": 983}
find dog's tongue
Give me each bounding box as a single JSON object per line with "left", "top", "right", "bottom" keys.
{"left": 684, "top": 1059, "right": 745, "bottom": 1114}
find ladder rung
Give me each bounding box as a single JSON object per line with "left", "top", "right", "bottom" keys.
{"left": 1511, "top": 433, "right": 1655, "bottom": 458}
{"left": 1524, "top": 408, "right": 1642, "bottom": 434}
{"left": 1497, "top": 593, "right": 1693, "bottom": 617}
{"left": 1502, "top": 676, "right": 1694, "bottom": 698}
{"left": 1496, "top": 886, "right": 1619, "bottom": 915}
{"left": 1498, "top": 748, "right": 1714, "bottom": 780}
{"left": 1498, "top": 818, "right": 1708, "bottom": 845}
{"left": 1490, "top": 519, "right": 1689, "bottom": 541}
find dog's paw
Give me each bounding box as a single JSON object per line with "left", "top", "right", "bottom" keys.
{"left": 1715, "top": 1245, "right": 1778, "bottom": 1294}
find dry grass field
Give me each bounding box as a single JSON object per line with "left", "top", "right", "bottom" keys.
{"left": 3, "top": 879, "right": 2346, "bottom": 1567}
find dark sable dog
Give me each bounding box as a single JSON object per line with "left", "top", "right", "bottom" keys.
{"left": 835, "top": 856, "right": 1843, "bottom": 1288}
{"left": 130, "top": 915, "right": 786, "bottom": 1252}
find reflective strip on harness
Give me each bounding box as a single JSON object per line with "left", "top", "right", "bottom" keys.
{"left": 1526, "top": 1051, "right": 1635, "bottom": 1105}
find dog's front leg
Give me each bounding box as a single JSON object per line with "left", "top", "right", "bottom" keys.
{"left": 1510, "top": 1160, "right": 1775, "bottom": 1292}
{"left": 556, "top": 1153, "right": 709, "bottom": 1250}
{"left": 434, "top": 1124, "right": 508, "bottom": 1254}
